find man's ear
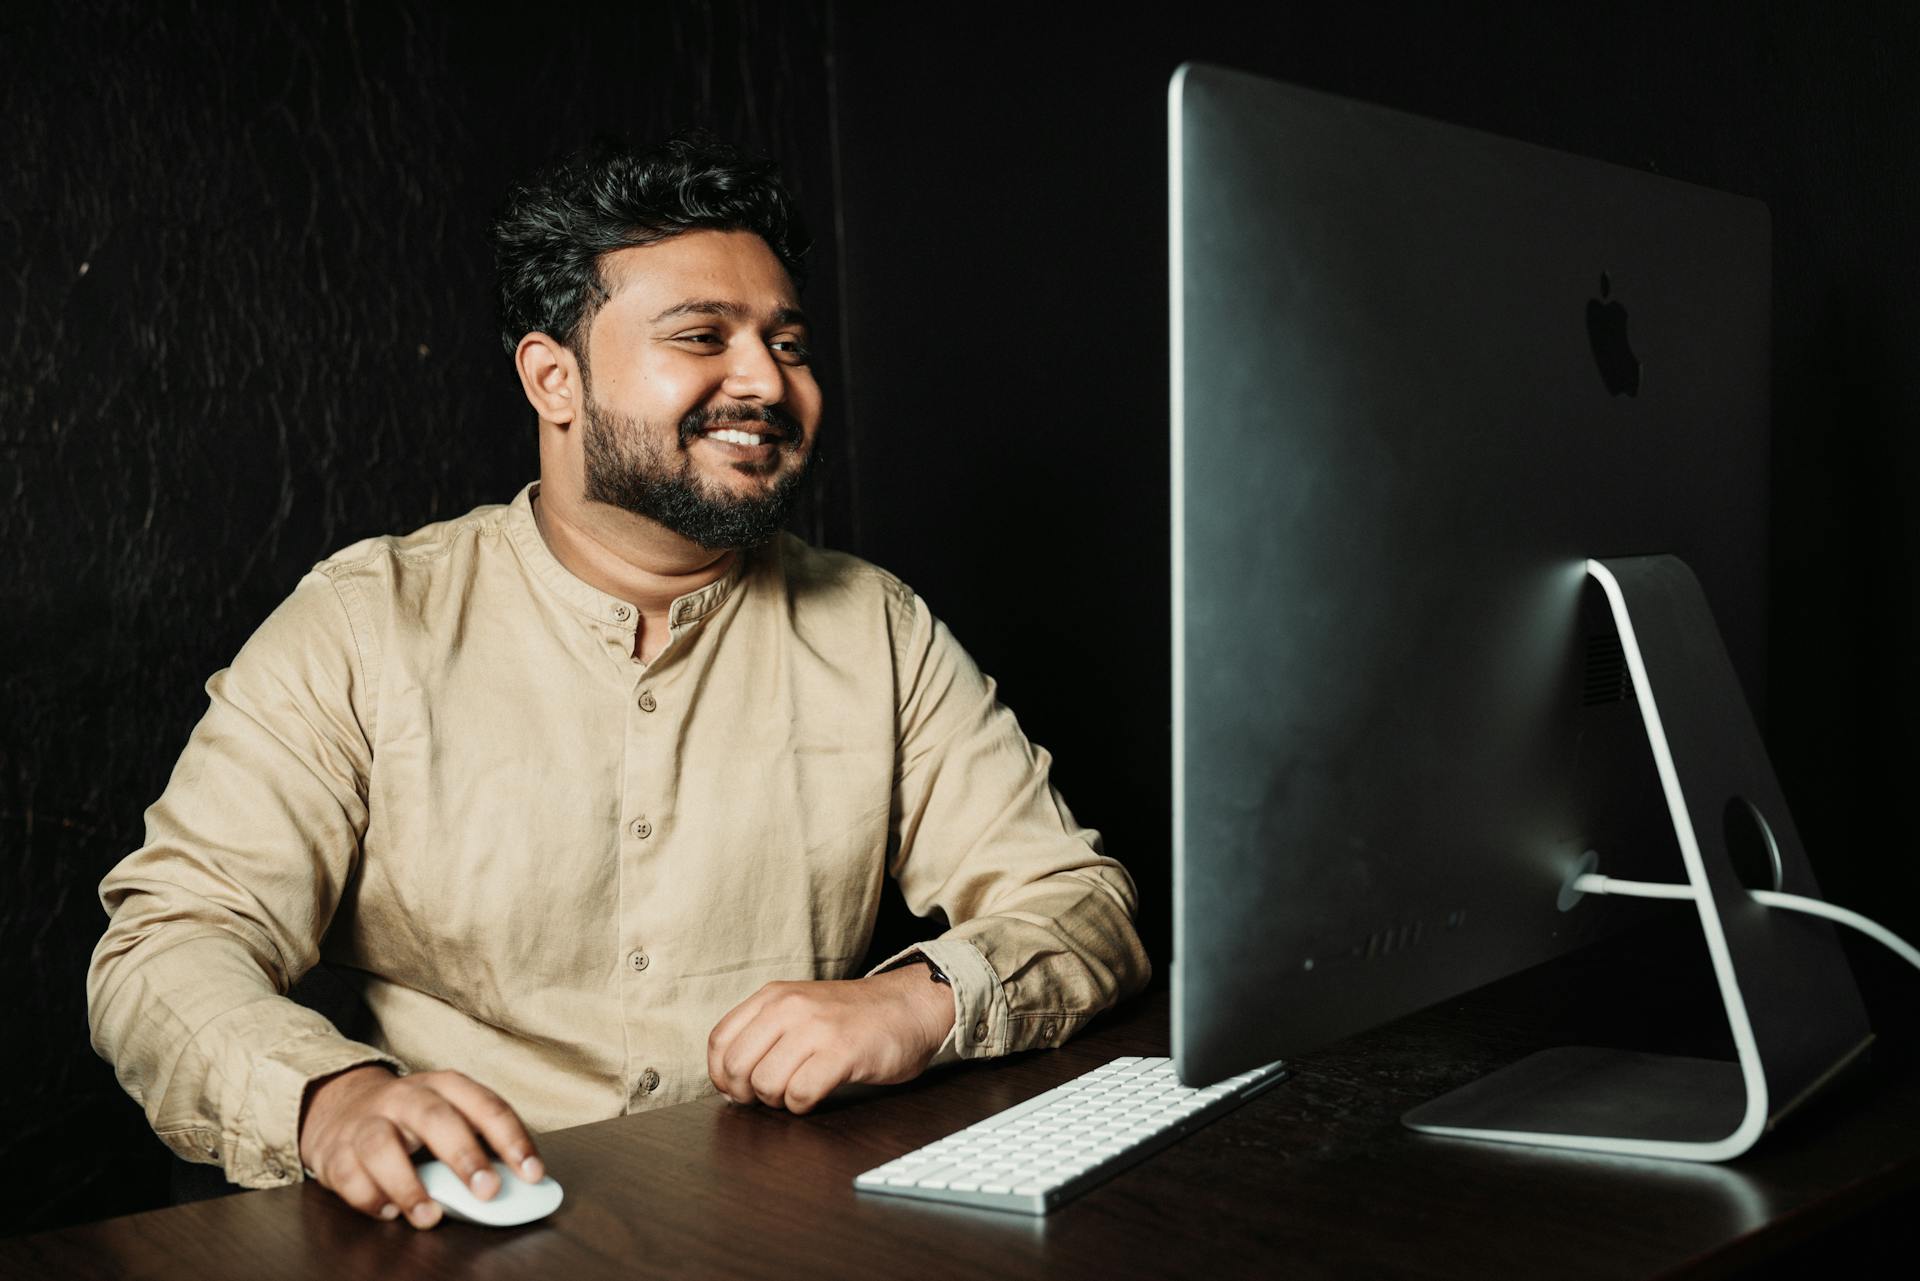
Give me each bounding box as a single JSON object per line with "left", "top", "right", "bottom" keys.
{"left": 515, "top": 332, "right": 581, "bottom": 426}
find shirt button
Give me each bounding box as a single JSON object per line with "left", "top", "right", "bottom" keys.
{"left": 674, "top": 603, "right": 692, "bottom": 624}
{"left": 640, "top": 1068, "right": 661, "bottom": 1094}
{"left": 265, "top": 1160, "right": 285, "bottom": 1179}
{"left": 1041, "top": 1020, "right": 1059, "bottom": 1041}
{"left": 973, "top": 1019, "right": 990, "bottom": 1044}
{"left": 638, "top": 690, "right": 658, "bottom": 713}
{"left": 629, "top": 949, "right": 650, "bottom": 972}
{"left": 631, "top": 817, "right": 652, "bottom": 840}
{"left": 612, "top": 604, "right": 632, "bottom": 622}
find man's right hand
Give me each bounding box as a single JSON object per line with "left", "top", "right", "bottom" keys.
{"left": 297, "top": 1065, "right": 544, "bottom": 1229}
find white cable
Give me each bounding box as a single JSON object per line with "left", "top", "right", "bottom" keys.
{"left": 1750, "top": 890, "right": 1920, "bottom": 972}
{"left": 1574, "top": 873, "right": 1698, "bottom": 901}
{"left": 1572, "top": 873, "right": 1920, "bottom": 973}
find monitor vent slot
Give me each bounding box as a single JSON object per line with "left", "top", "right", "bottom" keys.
{"left": 1583, "top": 634, "right": 1632, "bottom": 707}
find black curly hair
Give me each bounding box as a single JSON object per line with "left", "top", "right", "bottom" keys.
{"left": 490, "top": 134, "right": 810, "bottom": 359}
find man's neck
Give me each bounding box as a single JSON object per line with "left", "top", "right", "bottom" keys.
{"left": 530, "top": 482, "right": 737, "bottom": 627}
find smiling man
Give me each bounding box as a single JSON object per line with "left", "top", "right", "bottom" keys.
{"left": 87, "top": 137, "right": 1150, "bottom": 1230}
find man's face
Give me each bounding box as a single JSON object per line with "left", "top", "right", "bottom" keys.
{"left": 575, "top": 229, "right": 821, "bottom": 550}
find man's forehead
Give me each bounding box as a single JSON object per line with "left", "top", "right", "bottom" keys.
{"left": 598, "top": 230, "right": 800, "bottom": 318}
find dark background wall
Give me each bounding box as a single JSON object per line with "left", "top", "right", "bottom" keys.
{"left": 5, "top": 0, "right": 1916, "bottom": 1239}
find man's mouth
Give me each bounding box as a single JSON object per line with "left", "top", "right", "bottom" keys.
{"left": 682, "top": 405, "right": 798, "bottom": 453}
{"left": 702, "top": 427, "right": 778, "bottom": 447}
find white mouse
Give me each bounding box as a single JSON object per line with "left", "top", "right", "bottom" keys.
{"left": 415, "top": 1158, "right": 564, "bottom": 1227}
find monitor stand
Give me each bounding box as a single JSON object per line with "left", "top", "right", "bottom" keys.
{"left": 1401, "top": 554, "right": 1873, "bottom": 1161}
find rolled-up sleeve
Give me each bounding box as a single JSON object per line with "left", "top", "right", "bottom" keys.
{"left": 86, "top": 568, "right": 402, "bottom": 1188}
{"left": 871, "top": 587, "right": 1152, "bottom": 1063}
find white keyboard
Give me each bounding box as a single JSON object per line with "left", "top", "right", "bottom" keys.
{"left": 853, "top": 1055, "right": 1288, "bottom": 1215}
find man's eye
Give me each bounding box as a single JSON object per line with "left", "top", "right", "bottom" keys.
{"left": 673, "top": 333, "right": 723, "bottom": 347}
{"left": 771, "top": 339, "right": 813, "bottom": 364}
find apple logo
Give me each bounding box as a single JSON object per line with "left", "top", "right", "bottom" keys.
{"left": 1586, "top": 273, "right": 1641, "bottom": 397}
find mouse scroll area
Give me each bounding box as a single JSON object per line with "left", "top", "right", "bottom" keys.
{"left": 416, "top": 1158, "right": 564, "bottom": 1227}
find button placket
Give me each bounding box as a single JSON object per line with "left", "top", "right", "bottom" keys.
{"left": 615, "top": 596, "right": 673, "bottom": 1127}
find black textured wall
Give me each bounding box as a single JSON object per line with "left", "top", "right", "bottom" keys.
{"left": 1, "top": 0, "right": 838, "bottom": 1235}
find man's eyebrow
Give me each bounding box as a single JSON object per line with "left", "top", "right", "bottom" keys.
{"left": 649, "top": 299, "right": 812, "bottom": 329}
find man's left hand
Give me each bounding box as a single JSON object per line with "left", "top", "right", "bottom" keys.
{"left": 706, "top": 966, "right": 957, "bottom": 1113}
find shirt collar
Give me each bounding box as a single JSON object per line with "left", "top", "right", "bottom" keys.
{"left": 504, "top": 482, "right": 745, "bottom": 631}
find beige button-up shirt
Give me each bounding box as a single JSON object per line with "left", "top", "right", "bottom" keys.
{"left": 87, "top": 484, "right": 1150, "bottom": 1187}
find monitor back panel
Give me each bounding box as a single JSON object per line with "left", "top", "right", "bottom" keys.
{"left": 1172, "top": 64, "right": 1771, "bottom": 1083}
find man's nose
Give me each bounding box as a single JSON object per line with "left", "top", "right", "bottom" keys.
{"left": 721, "top": 339, "right": 785, "bottom": 403}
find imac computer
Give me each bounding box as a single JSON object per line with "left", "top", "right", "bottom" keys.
{"left": 1169, "top": 63, "right": 1874, "bottom": 1161}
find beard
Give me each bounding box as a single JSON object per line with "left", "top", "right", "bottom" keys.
{"left": 580, "top": 395, "right": 814, "bottom": 551}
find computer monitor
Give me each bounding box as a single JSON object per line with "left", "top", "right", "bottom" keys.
{"left": 1168, "top": 62, "right": 1872, "bottom": 1161}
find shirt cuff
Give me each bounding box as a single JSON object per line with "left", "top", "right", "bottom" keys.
{"left": 867, "top": 937, "right": 1008, "bottom": 1067}
{"left": 225, "top": 1033, "right": 407, "bottom": 1188}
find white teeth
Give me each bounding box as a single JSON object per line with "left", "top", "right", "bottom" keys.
{"left": 707, "top": 429, "right": 766, "bottom": 446}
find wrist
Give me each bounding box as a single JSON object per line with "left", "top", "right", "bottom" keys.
{"left": 873, "top": 963, "right": 957, "bottom": 1050}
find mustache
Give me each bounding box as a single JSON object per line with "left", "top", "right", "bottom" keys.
{"left": 677, "top": 404, "right": 804, "bottom": 448}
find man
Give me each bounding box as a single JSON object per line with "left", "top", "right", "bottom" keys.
{"left": 87, "top": 136, "right": 1149, "bottom": 1231}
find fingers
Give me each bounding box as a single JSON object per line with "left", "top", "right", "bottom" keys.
{"left": 355, "top": 1119, "right": 439, "bottom": 1228}
{"left": 707, "top": 984, "right": 779, "bottom": 1088}
{"left": 432, "top": 1074, "right": 545, "bottom": 1185}
{"left": 313, "top": 1115, "right": 435, "bottom": 1227}
{"left": 713, "top": 1015, "right": 789, "bottom": 1103}
{"left": 778, "top": 1052, "right": 850, "bottom": 1115}
{"left": 705, "top": 977, "right": 941, "bottom": 1112}
{"left": 745, "top": 1033, "right": 811, "bottom": 1108}
{"left": 316, "top": 1123, "right": 397, "bottom": 1221}
{"left": 711, "top": 985, "right": 861, "bottom": 1113}
{"left": 406, "top": 1083, "right": 503, "bottom": 1205}
{"left": 708, "top": 984, "right": 787, "bottom": 1102}
{"left": 736, "top": 1033, "right": 851, "bottom": 1114}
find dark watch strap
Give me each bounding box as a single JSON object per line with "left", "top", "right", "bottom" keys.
{"left": 888, "top": 952, "right": 950, "bottom": 985}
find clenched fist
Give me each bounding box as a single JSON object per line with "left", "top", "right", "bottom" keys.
{"left": 707, "top": 964, "right": 957, "bottom": 1113}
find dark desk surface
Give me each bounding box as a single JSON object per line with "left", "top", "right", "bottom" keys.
{"left": 11, "top": 927, "right": 1919, "bottom": 1280}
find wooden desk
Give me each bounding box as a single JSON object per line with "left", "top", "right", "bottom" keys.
{"left": 11, "top": 928, "right": 1919, "bottom": 1279}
